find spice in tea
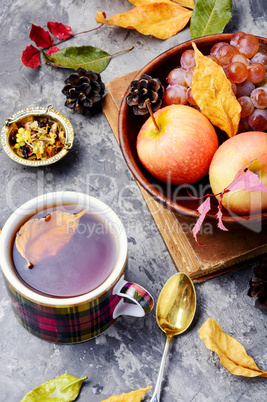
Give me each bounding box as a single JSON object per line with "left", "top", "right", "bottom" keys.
{"left": 12, "top": 207, "right": 118, "bottom": 297}
{"left": 8, "top": 115, "right": 66, "bottom": 160}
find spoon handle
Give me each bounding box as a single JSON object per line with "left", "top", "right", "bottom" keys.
{"left": 149, "top": 335, "right": 173, "bottom": 402}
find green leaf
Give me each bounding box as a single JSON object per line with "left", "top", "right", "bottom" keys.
{"left": 20, "top": 373, "right": 88, "bottom": 402}
{"left": 190, "top": 0, "right": 232, "bottom": 39}
{"left": 42, "top": 45, "right": 111, "bottom": 72}
{"left": 42, "top": 45, "right": 134, "bottom": 73}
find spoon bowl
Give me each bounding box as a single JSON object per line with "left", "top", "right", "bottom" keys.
{"left": 150, "top": 272, "right": 196, "bottom": 402}
{"left": 156, "top": 272, "right": 196, "bottom": 336}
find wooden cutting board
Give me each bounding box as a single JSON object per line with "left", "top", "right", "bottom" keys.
{"left": 102, "top": 71, "right": 267, "bottom": 282}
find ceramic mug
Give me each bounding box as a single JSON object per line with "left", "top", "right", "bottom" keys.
{"left": 0, "top": 191, "right": 154, "bottom": 343}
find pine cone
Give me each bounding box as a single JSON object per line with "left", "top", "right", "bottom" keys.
{"left": 62, "top": 68, "right": 106, "bottom": 115}
{"left": 248, "top": 258, "right": 267, "bottom": 313}
{"left": 126, "top": 74, "right": 164, "bottom": 116}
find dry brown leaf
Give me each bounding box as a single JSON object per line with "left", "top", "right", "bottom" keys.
{"left": 96, "top": 4, "right": 192, "bottom": 40}
{"left": 199, "top": 318, "right": 267, "bottom": 378}
{"left": 191, "top": 43, "right": 241, "bottom": 137}
{"left": 16, "top": 209, "right": 87, "bottom": 267}
{"left": 101, "top": 386, "right": 152, "bottom": 402}
{"left": 129, "top": 0, "right": 194, "bottom": 9}
{"left": 129, "top": 0, "right": 173, "bottom": 5}
{"left": 172, "top": 0, "right": 195, "bottom": 9}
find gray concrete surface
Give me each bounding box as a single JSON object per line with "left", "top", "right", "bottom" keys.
{"left": 0, "top": 1, "right": 266, "bottom": 401}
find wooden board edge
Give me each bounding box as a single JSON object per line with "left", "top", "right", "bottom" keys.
{"left": 102, "top": 93, "right": 120, "bottom": 142}
{"left": 191, "top": 246, "right": 267, "bottom": 282}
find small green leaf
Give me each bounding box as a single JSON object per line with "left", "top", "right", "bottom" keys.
{"left": 190, "top": 0, "right": 232, "bottom": 39}
{"left": 20, "top": 373, "right": 88, "bottom": 402}
{"left": 42, "top": 45, "right": 110, "bottom": 72}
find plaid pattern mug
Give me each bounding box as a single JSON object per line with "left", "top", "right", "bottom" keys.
{"left": 0, "top": 192, "right": 154, "bottom": 343}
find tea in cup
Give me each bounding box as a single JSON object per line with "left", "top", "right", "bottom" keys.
{"left": 0, "top": 191, "right": 154, "bottom": 343}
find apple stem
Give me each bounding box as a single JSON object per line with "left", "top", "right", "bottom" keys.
{"left": 145, "top": 99, "right": 160, "bottom": 133}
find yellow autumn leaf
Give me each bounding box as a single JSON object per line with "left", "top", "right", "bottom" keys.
{"left": 191, "top": 43, "right": 241, "bottom": 137}
{"left": 172, "top": 0, "right": 195, "bottom": 9}
{"left": 101, "top": 386, "right": 152, "bottom": 402}
{"left": 199, "top": 318, "right": 267, "bottom": 378}
{"left": 16, "top": 209, "right": 87, "bottom": 267}
{"left": 129, "top": 0, "right": 173, "bottom": 5}
{"left": 96, "top": 4, "right": 192, "bottom": 40}
{"left": 129, "top": 0, "right": 194, "bottom": 9}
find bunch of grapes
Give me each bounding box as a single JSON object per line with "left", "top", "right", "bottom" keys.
{"left": 165, "top": 32, "right": 267, "bottom": 132}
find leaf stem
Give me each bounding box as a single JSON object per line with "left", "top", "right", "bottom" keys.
{"left": 145, "top": 99, "right": 160, "bottom": 133}
{"left": 53, "top": 24, "right": 104, "bottom": 47}
{"left": 110, "top": 46, "right": 134, "bottom": 57}
{"left": 73, "top": 24, "right": 104, "bottom": 37}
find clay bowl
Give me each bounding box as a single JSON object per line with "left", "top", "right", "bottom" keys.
{"left": 118, "top": 33, "right": 267, "bottom": 225}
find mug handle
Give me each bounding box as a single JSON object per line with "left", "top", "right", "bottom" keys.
{"left": 113, "top": 276, "right": 154, "bottom": 319}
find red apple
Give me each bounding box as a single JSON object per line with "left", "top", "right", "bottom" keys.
{"left": 209, "top": 131, "right": 267, "bottom": 215}
{"left": 136, "top": 105, "right": 218, "bottom": 185}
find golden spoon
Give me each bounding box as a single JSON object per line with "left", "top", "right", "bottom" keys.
{"left": 150, "top": 272, "right": 196, "bottom": 402}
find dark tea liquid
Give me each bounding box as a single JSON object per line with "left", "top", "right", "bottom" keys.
{"left": 12, "top": 206, "right": 118, "bottom": 298}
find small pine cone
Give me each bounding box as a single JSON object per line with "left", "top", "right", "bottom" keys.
{"left": 62, "top": 68, "right": 106, "bottom": 115}
{"left": 248, "top": 258, "right": 267, "bottom": 313}
{"left": 126, "top": 74, "right": 164, "bottom": 116}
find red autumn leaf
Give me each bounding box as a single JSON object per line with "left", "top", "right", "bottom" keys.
{"left": 216, "top": 195, "right": 228, "bottom": 231}
{"left": 215, "top": 168, "right": 267, "bottom": 233}
{"left": 226, "top": 169, "right": 267, "bottom": 193}
{"left": 46, "top": 46, "right": 60, "bottom": 55}
{"left": 29, "top": 24, "right": 54, "bottom": 48}
{"left": 21, "top": 45, "right": 41, "bottom": 68}
{"left": 192, "top": 166, "right": 267, "bottom": 245}
{"left": 192, "top": 197, "right": 211, "bottom": 245}
{"left": 47, "top": 21, "right": 73, "bottom": 40}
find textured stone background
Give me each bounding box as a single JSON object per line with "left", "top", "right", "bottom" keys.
{"left": 0, "top": 1, "right": 266, "bottom": 401}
